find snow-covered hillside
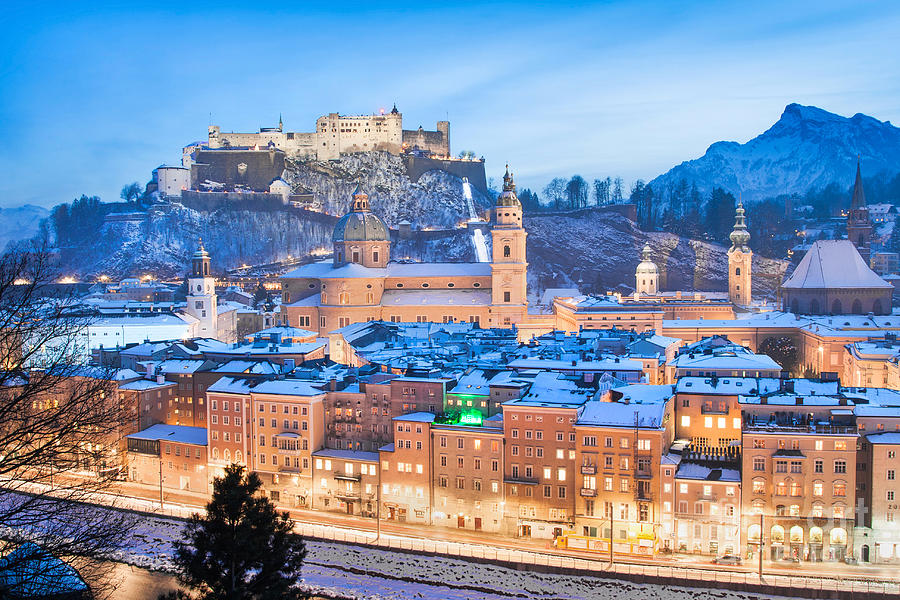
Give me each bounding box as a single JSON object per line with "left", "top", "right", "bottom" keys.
{"left": 0, "top": 204, "right": 49, "bottom": 250}
{"left": 525, "top": 210, "right": 789, "bottom": 300}
{"left": 649, "top": 104, "right": 900, "bottom": 202}
{"left": 283, "top": 152, "right": 492, "bottom": 229}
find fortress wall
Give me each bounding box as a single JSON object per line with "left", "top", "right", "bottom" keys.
{"left": 403, "top": 156, "right": 488, "bottom": 197}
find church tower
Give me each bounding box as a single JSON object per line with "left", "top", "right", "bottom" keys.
{"left": 186, "top": 239, "right": 218, "bottom": 338}
{"left": 490, "top": 166, "right": 528, "bottom": 327}
{"left": 635, "top": 244, "right": 659, "bottom": 295}
{"left": 728, "top": 200, "right": 752, "bottom": 307}
{"left": 847, "top": 160, "right": 872, "bottom": 263}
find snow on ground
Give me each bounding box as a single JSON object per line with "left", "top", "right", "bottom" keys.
{"left": 112, "top": 511, "right": 788, "bottom": 600}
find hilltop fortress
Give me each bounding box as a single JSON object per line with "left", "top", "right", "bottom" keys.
{"left": 196, "top": 105, "right": 450, "bottom": 161}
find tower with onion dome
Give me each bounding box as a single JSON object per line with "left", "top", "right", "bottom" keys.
{"left": 490, "top": 166, "right": 528, "bottom": 326}
{"left": 635, "top": 244, "right": 659, "bottom": 295}
{"left": 728, "top": 200, "right": 752, "bottom": 307}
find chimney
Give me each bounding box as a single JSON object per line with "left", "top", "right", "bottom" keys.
{"left": 157, "top": 374, "right": 165, "bottom": 385}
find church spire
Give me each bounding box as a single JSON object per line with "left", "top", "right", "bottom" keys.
{"left": 729, "top": 197, "right": 751, "bottom": 252}
{"left": 851, "top": 157, "right": 866, "bottom": 210}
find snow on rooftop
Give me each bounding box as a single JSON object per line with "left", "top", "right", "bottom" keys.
{"left": 578, "top": 399, "right": 666, "bottom": 428}
{"left": 782, "top": 240, "right": 892, "bottom": 289}
{"left": 127, "top": 423, "right": 208, "bottom": 445}
{"left": 392, "top": 411, "right": 436, "bottom": 423}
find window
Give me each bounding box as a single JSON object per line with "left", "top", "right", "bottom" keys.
{"left": 834, "top": 460, "right": 847, "bottom": 474}
{"left": 815, "top": 459, "right": 823, "bottom": 473}
{"left": 833, "top": 483, "right": 847, "bottom": 497}
{"left": 753, "top": 457, "right": 765, "bottom": 471}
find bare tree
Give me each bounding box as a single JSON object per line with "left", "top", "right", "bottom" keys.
{"left": 0, "top": 240, "right": 135, "bottom": 598}
{"left": 542, "top": 178, "right": 567, "bottom": 210}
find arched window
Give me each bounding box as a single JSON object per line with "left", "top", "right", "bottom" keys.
{"left": 235, "top": 450, "right": 243, "bottom": 464}
{"left": 873, "top": 299, "right": 884, "bottom": 315}
{"left": 771, "top": 525, "right": 785, "bottom": 543}
{"left": 365, "top": 292, "right": 374, "bottom": 304}
{"left": 212, "top": 447, "right": 219, "bottom": 460}
{"left": 852, "top": 299, "right": 863, "bottom": 314}
{"left": 831, "top": 299, "right": 842, "bottom": 315}
{"left": 339, "top": 292, "right": 350, "bottom": 305}
{"left": 810, "top": 298, "right": 820, "bottom": 314}
{"left": 747, "top": 524, "right": 761, "bottom": 542}
{"left": 352, "top": 251, "right": 360, "bottom": 263}
{"left": 790, "top": 526, "right": 804, "bottom": 543}
{"left": 373, "top": 250, "right": 379, "bottom": 263}
{"left": 810, "top": 526, "right": 824, "bottom": 543}
{"left": 735, "top": 267, "right": 741, "bottom": 276}
{"left": 223, "top": 449, "right": 231, "bottom": 462}
{"left": 504, "top": 245, "right": 511, "bottom": 258}
{"left": 830, "top": 527, "right": 847, "bottom": 545}
{"left": 790, "top": 298, "right": 799, "bottom": 313}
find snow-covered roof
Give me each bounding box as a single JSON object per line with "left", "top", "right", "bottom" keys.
{"left": 669, "top": 350, "right": 781, "bottom": 371}
{"left": 675, "top": 462, "right": 740, "bottom": 482}
{"left": 381, "top": 289, "right": 492, "bottom": 306}
{"left": 610, "top": 384, "right": 674, "bottom": 405}
{"left": 207, "top": 376, "right": 257, "bottom": 395}
{"left": 392, "top": 411, "right": 436, "bottom": 423}
{"left": 539, "top": 288, "right": 580, "bottom": 305}
{"left": 313, "top": 448, "right": 380, "bottom": 461}
{"left": 782, "top": 240, "right": 892, "bottom": 289}
{"left": 212, "top": 360, "right": 283, "bottom": 375}
{"left": 249, "top": 325, "right": 317, "bottom": 339}
{"left": 507, "top": 357, "right": 643, "bottom": 372}
{"left": 577, "top": 400, "right": 667, "bottom": 428}
{"left": 864, "top": 432, "right": 900, "bottom": 445}
{"left": 156, "top": 359, "right": 210, "bottom": 374}
{"left": 127, "top": 423, "right": 208, "bottom": 445}
{"left": 119, "top": 379, "right": 175, "bottom": 391}
{"left": 385, "top": 262, "right": 491, "bottom": 278}
{"left": 251, "top": 379, "right": 324, "bottom": 397}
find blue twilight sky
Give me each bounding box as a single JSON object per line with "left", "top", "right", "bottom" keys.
{"left": 0, "top": 0, "right": 899, "bottom": 208}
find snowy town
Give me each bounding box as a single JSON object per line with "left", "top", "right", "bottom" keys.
{"left": 5, "top": 3, "right": 900, "bottom": 599}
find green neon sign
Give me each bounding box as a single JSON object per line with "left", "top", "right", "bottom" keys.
{"left": 459, "top": 411, "right": 483, "bottom": 426}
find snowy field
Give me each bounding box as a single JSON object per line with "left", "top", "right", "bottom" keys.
{"left": 114, "top": 513, "right": 790, "bottom": 600}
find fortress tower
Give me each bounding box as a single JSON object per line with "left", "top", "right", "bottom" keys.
{"left": 186, "top": 240, "right": 218, "bottom": 338}
{"left": 728, "top": 200, "right": 752, "bottom": 307}
{"left": 635, "top": 244, "right": 659, "bottom": 295}
{"left": 847, "top": 160, "right": 872, "bottom": 263}
{"left": 490, "top": 166, "right": 528, "bottom": 326}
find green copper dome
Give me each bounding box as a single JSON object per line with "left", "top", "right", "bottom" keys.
{"left": 333, "top": 185, "right": 389, "bottom": 242}
{"left": 729, "top": 201, "right": 751, "bottom": 251}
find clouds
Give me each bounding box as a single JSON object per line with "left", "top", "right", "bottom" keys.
{"left": 0, "top": 0, "right": 898, "bottom": 208}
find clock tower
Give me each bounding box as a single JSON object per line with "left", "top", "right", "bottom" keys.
{"left": 490, "top": 166, "right": 528, "bottom": 327}
{"left": 186, "top": 240, "right": 217, "bottom": 338}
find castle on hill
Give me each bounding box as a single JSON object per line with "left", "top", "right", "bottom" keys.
{"left": 195, "top": 105, "right": 450, "bottom": 162}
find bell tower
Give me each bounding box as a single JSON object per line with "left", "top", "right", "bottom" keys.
{"left": 490, "top": 166, "right": 528, "bottom": 327}
{"left": 635, "top": 245, "right": 659, "bottom": 295}
{"left": 728, "top": 200, "right": 752, "bottom": 307}
{"left": 186, "top": 239, "right": 218, "bottom": 338}
{"left": 847, "top": 159, "right": 872, "bottom": 263}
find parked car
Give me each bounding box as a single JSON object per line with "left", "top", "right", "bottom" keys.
{"left": 714, "top": 555, "right": 743, "bottom": 565}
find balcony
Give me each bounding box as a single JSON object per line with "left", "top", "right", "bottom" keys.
{"left": 697, "top": 492, "right": 718, "bottom": 502}
{"left": 581, "top": 465, "right": 596, "bottom": 475}
{"left": 334, "top": 471, "right": 361, "bottom": 482}
{"left": 580, "top": 488, "right": 597, "bottom": 497}
{"left": 504, "top": 475, "right": 539, "bottom": 485}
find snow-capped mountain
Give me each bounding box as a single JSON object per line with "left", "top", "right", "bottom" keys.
{"left": 648, "top": 104, "right": 900, "bottom": 202}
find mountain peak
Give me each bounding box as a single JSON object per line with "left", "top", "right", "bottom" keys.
{"left": 648, "top": 104, "right": 900, "bottom": 203}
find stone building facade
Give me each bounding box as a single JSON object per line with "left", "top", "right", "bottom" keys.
{"left": 201, "top": 106, "right": 449, "bottom": 161}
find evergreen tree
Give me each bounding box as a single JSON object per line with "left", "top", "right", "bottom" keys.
{"left": 168, "top": 465, "right": 307, "bottom": 600}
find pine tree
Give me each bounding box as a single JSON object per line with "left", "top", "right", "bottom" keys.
{"left": 168, "top": 465, "right": 307, "bottom": 599}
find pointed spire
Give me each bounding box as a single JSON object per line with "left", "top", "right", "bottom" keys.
{"left": 278, "top": 113, "right": 283, "bottom": 131}
{"left": 851, "top": 157, "right": 867, "bottom": 210}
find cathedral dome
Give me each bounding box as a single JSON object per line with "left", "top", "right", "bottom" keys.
{"left": 332, "top": 185, "right": 389, "bottom": 243}
{"left": 333, "top": 212, "right": 390, "bottom": 242}
{"left": 496, "top": 166, "right": 521, "bottom": 207}
{"left": 636, "top": 245, "right": 658, "bottom": 275}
